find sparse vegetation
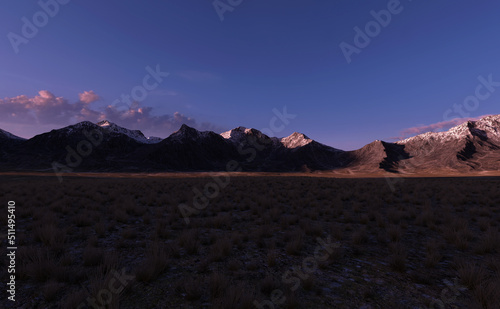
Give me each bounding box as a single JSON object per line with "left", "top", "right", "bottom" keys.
{"left": 2, "top": 174, "right": 500, "bottom": 308}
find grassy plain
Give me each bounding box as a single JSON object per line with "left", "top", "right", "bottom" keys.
{"left": 1, "top": 173, "right": 500, "bottom": 308}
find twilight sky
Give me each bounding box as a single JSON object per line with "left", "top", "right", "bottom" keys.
{"left": 1, "top": 0, "right": 500, "bottom": 150}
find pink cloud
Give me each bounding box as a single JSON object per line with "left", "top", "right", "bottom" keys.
{"left": 78, "top": 90, "right": 99, "bottom": 104}
{"left": 398, "top": 115, "right": 492, "bottom": 139}
{"left": 102, "top": 103, "right": 198, "bottom": 134}
{"left": 0, "top": 90, "right": 77, "bottom": 124}
{"left": 0, "top": 90, "right": 224, "bottom": 138}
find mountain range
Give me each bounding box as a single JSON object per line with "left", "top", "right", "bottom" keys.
{"left": 1, "top": 114, "right": 499, "bottom": 173}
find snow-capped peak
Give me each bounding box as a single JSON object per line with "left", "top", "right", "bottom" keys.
{"left": 398, "top": 114, "right": 500, "bottom": 144}
{"left": 472, "top": 114, "right": 500, "bottom": 139}
{"left": 98, "top": 120, "right": 112, "bottom": 127}
{"left": 96, "top": 120, "right": 161, "bottom": 144}
{"left": 221, "top": 127, "right": 255, "bottom": 141}
{"left": 281, "top": 132, "right": 313, "bottom": 149}
{"left": 220, "top": 127, "right": 272, "bottom": 144}
{"left": 221, "top": 126, "right": 250, "bottom": 139}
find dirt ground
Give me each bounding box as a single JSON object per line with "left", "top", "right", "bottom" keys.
{"left": 1, "top": 173, "right": 500, "bottom": 308}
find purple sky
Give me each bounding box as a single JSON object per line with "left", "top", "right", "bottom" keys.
{"left": 1, "top": 1, "right": 500, "bottom": 150}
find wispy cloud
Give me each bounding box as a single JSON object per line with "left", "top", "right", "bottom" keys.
{"left": 392, "top": 115, "right": 492, "bottom": 140}
{"left": 0, "top": 90, "right": 224, "bottom": 137}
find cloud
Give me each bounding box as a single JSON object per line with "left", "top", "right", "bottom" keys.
{"left": 101, "top": 102, "right": 198, "bottom": 133}
{"left": 0, "top": 90, "right": 225, "bottom": 137}
{"left": 78, "top": 90, "right": 99, "bottom": 104}
{"left": 397, "top": 115, "right": 491, "bottom": 139}
{"left": 0, "top": 90, "right": 85, "bottom": 125}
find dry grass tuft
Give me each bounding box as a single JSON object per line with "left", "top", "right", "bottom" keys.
{"left": 212, "top": 283, "right": 255, "bottom": 309}
{"left": 260, "top": 274, "right": 280, "bottom": 294}
{"left": 475, "top": 229, "right": 500, "bottom": 254}
{"left": 60, "top": 291, "right": 87, "bottom": 309}
{"left": 135, "top": 241, "right": 169, "bottom": 282}
{"left": 352, "top": 227, "right": 368, "bottom": 245}
{"left": 456, "top": 260, "right": 487, "bottom": 290}
{"left": 471, "top": 277, "right": 500, "bottom": 309}
{"left": 285, "top": 230, "right": 304, "bottom": 256}
{"left": 267, "top": 250, "right": 278, "bottom": 267}
{"left": 209, "top": 238, "right": 233, "bottom": 262}
{"left": 82, "top": 246, "right": 104, "bottom": 266}
{"left": 210, "top": 272, "right": 231, "bottom": 299}
{"left": 179, "top": 229, "right": 200, "bottom": 255}
{"left": 387, "top": 225, "right": 402, "bottom": 242}
{"left": 388, "top": 243, "right": 407, "bottom": 272}
{"left": 424, "top": 240, "right": 442, "bottom": 268}
{"left": 175, "top": 277, "right": 203, "bottom": 301}
{"left": 34, "top": 223, "right": 66, "bottom": 250}
{"left": 42, "top": 281, "right": 64, "bottom": 302}
{"left": 24, "top": 248, "right": 57, "bottom": 282}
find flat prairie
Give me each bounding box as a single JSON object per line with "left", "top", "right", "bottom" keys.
{"left": 1, "top": 173, "right": 500, "bottom": 308}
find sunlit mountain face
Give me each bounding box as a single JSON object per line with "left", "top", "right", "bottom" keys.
{"left": 2, "top": 115, "right": 500, "bottom": 173}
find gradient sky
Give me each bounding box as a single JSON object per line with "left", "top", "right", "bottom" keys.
{"left": 1, "top": 0, "right": 500, "bottom": 150}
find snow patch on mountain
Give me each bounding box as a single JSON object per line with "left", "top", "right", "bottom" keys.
{"left": 220, "top": 127, "right": 255, "bottom": 143}
{"left": 473, "top": 114, "right": 500, "bottom": 139}
{"left": 97, "top": 120, "right": 161, "bottom": 144}
{"left": 398, "top": 114, "right": 500, "bottom": 144}
{"left": 281, "top": 132, "right": 313, "bottom": 149}
{"left": 220, "top": 127, "right": 275, "bottom": 146}
{"left": 221, "top": 126, "right": 251, "bottom": 139}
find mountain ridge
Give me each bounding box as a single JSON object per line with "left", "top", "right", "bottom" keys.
{"left": 97, "top": 120, "right": 162, "bottom": 144}
{"left": 1, "top": 115, "right": 499, "bottom": 173}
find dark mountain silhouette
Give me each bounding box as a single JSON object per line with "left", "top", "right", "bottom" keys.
{"left": 138, "top": 124, "right": 241, "bottom": 171}
{"left": 0, "top": 115, "right": 499, "bottom": 173}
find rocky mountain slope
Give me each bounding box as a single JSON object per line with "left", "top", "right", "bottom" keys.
{"left": 97, "top": 120, "right": 162, "bottom": 144}
{"left": 0, "top": 115, "right": 499, "bottom": 173}
{"left": 395, "top": 115, "right": 500, "bottom": 172}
